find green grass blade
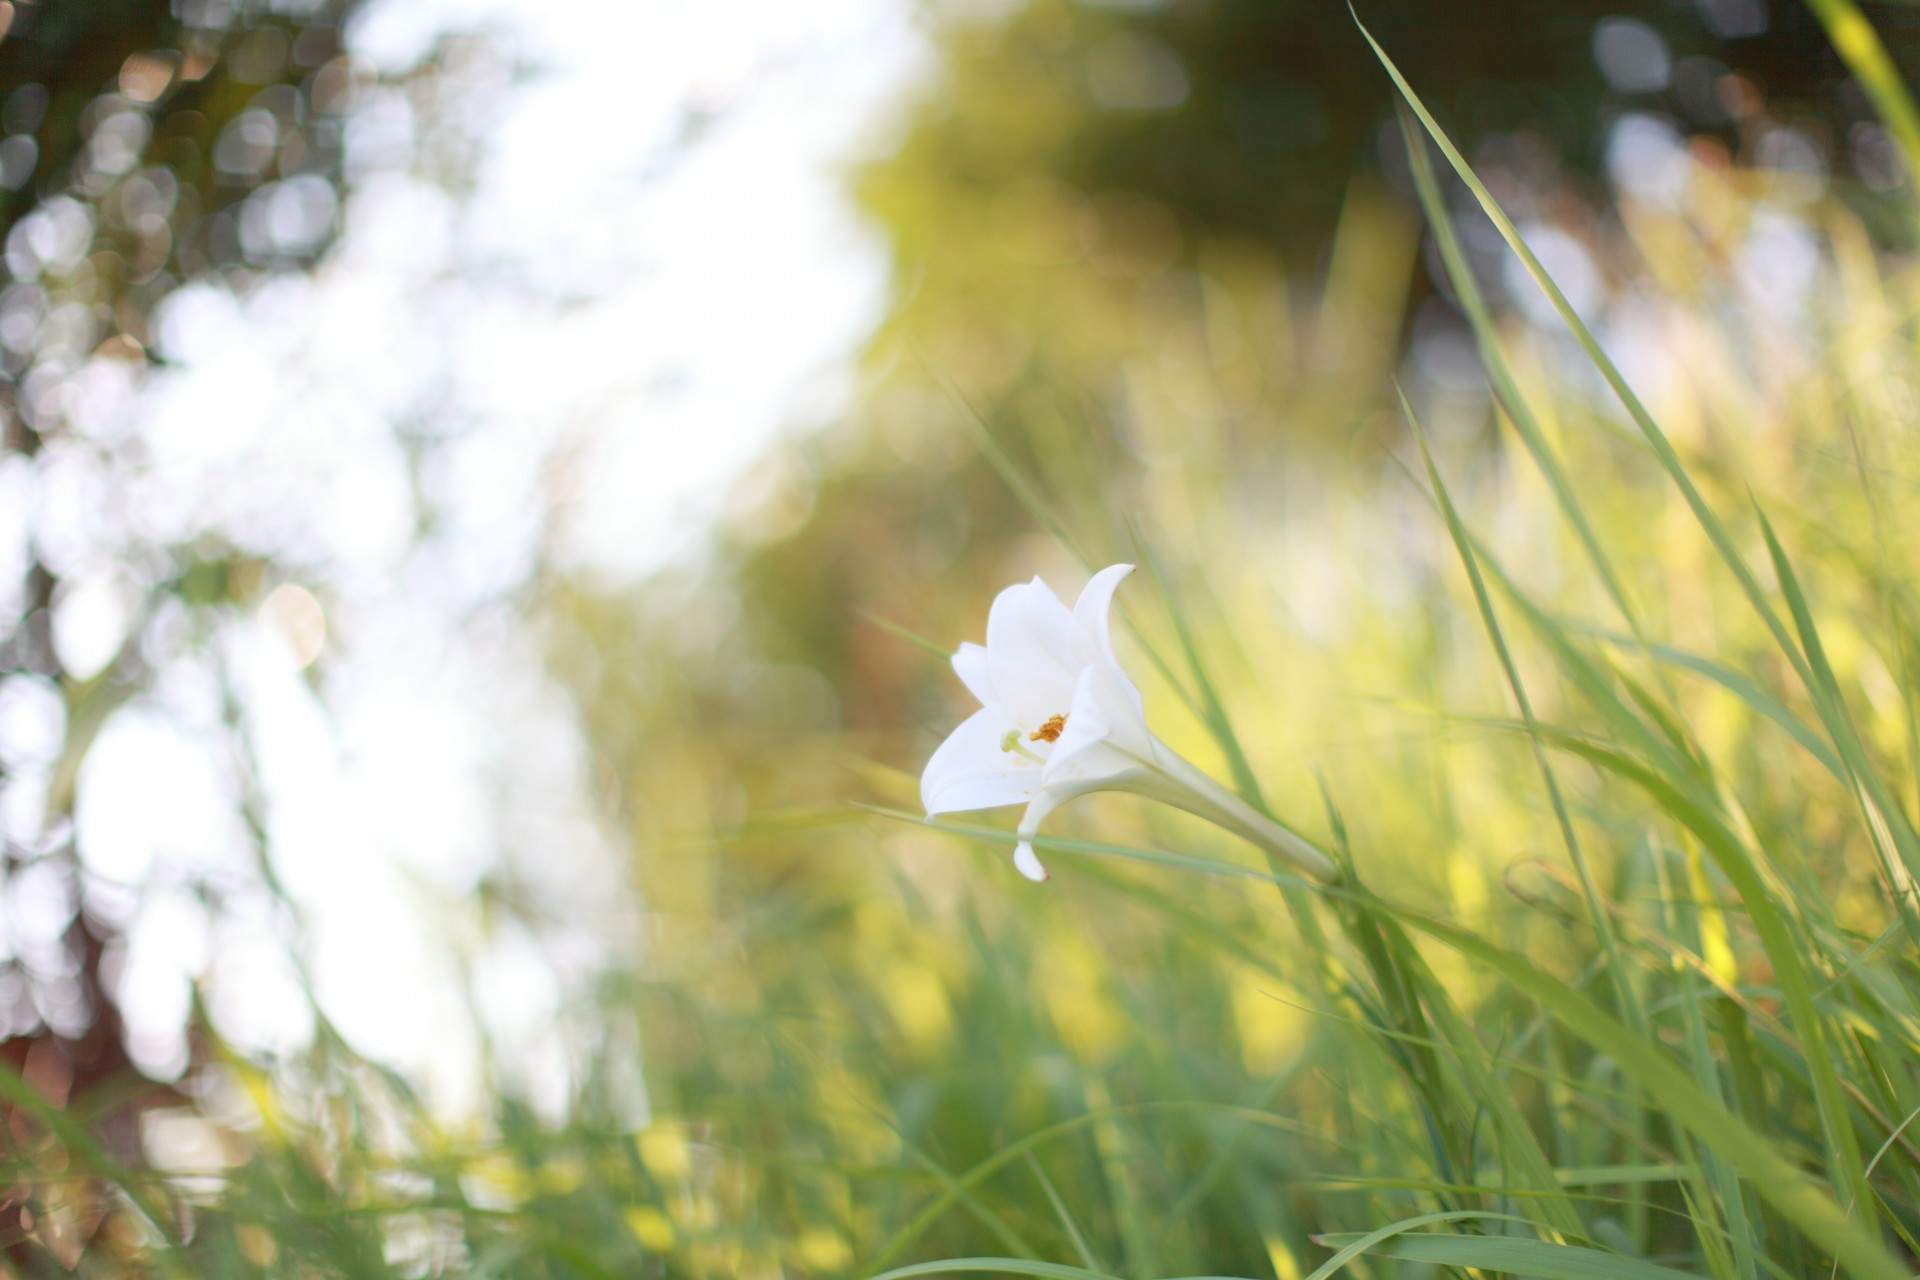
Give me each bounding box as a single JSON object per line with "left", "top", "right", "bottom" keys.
{"left": 0, "top": 1059, "right": 190, "bottom": 1274}
{"left": 935, "top": 374, "right": 1093, "bottom": 570}
{"left": 1375, "top": 48, "right": 1891, "bottom": 1232}
{"left": 868, "top": 1259, "right": 1131, "bottom": 1280}
{"left": 902, "top": 1141, "right": 1046, "bottom": 1263}
{"left": 1387, "top": 906, "right": 1909, "bottom": 1280}
{"left": 1388, "top": 455, "right": 1697, "bottom": 786}
{"left": 1802, "top": 0, "right": 1920, "bottom": 188}
{"left": 859, "top": 608, "right": 956, "bottom": 659}
{"left": 1129, "top": 526, "right": 1268, "bottom": 809}
{"left": 857, "top": 1100, "right": 1336, "bottom": 1275}
{"left": 1490, "top": 725, "right": 1879, "bottom": 1245}
{"left": 1310, "top": 1231, "right": 1705, "bottom": 1280}
{"left": 1404, "top": 388, "right": 1645, "bottom": 1034}
{"left": 1360, "top": 903, "right": 1588, "bottom": 1239}
{"left": 1083, "top": 1074, "right": 1160, "bottom": 1279}
{"left": 1126, "top": 529, "right": 1334, "bottom": 943}
{"left": 1395, "top": 101, "right": 1645, "bottom": 644}
{"left": 1656, "top": 844, "right": 1759, "bottom": 1280}
{"left": 1579, "top": 628, "right": 1847, "bottom": 780}
{"left": 1356, "top": 13, "right": 1815, "bottom": 692}
{"left": 1303, "top": 1209, "right": 1548, "bottom": 1280}
{"left": 1755, "top": 505, "right": 1920, "bottom": 901}
{"left": 1024, "top": 1153, "right": 1106, "bottom": 1276}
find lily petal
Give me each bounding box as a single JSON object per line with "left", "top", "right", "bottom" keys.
{"left": 1071, "top": 563, "right": 1135, "bottom": 665}
{"left": 1013, "top": 842, "right": 1049, "bottom": 883}
{"left": 1012, "top": 786, "right": 1072, "bottom": 883}
{"left": 985, "top": 577, "right": 1089, "bottom": 727}
{"left": 952, "top": 642, "right": 997, "bottom": 707}
{"left": 922, "top": 707, "right": 1042, "bottom": 815}
{"left": 1045, "top": 661, "right": 1153, "bottom": 782}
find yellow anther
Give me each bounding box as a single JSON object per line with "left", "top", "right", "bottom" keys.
{"left": 1030, "top": 714, "right": 1067, "bottom": 743}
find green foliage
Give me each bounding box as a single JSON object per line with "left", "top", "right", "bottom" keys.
{"left": 14, "top": 7, "right": 1920, "bottom": 1280}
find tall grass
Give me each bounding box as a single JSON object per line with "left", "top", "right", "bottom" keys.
{"left": 8, "top": 13, "right": 1920, "bottom": 1280}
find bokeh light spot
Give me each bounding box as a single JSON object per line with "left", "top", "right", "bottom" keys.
{"left": 1593, "top": 18, "right": 1671, "bottom": 94}
{"left": 261, "top": 582, "right": 326, "bottom": 668}
{"left": 119, "top": 52, "right": 179, "bottom": 105}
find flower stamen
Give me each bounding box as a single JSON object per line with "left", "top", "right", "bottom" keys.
{"left": 1030, "top": 714, "right": 1067, "bottom": 743}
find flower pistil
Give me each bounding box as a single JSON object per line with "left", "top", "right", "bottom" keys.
{"left": 999, "top": 730, "right": 1045, "bottom": 763}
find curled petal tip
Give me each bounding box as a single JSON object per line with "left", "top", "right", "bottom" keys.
{"left": 1013, "top": 842, "right": 1049, "bottom": 883}
{"left": 1072, "top": 564, "right": 1137, "bottom": 665}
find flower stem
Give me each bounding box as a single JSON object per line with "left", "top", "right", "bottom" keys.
{"left": 1140, "top": 739, "right": 1339, "bottom": 882}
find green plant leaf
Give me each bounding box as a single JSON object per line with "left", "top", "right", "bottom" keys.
{"left": 1311, "top": 1231, "right": 1704, "bottom": 1280}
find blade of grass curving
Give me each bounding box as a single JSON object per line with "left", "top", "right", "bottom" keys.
{"left": 1858, "top": 1102, "right": 1920, "bottom": 1261}
{"left": 1083, "top": 1073, "right": 1160, "bottom": 1280}
{"left": 1391, "top": 931, "right": 1586, "bottom": 1237}
{"left": 859, "top": 609, "right": 954, "bottom": 659}
{"left": 1840, "top": 412, "right": 1920, "bottom": 844}
{"left": 1817, "top": 913, "right": 1918, "bottom": 997}
{"left": 1755, "top": 506, "right": 1920, "bottom": 911}
{"left": 858, "top": 1100, "right": 1342, "bottom": 1275}
{"left": 0, "top": 1059, "right": 190, "bottom": 1275}
{"left": 871, "top": 1265, "right": 1266, "bottom": 1280}
{"left": 1682, "top": 1178, "right": 1742, "bottom": 1280}
{"left": 1358, "top": 13, "right": 1815, "bottom": 693}
{"left": 936, "top": 373, "right": 1091, "bottom": 569}
{"left": 903, "top": 1140, "right": 1045, "bottom": 1264}
{"left": 1402, "top": 407, "right": 1661, "bottom": 1236}
{"left": 1655, "top": 839, "right": 1759, "bottom": 1280}
{"left": 1385, "top": 453, "right": 1695, "bottom": 786}
{"left": 1467, "top": 546, "right": 1699, "bottom": 785}
{"left": 868, "top": 1260, "right": 1133, "bottom": 1280}
{"left": 1522, "top": 724, "right": 1875, "bottom": 1234}
{"left": 1126, "top": 527, "right": 1335, "bottom": 944}
{"left": 1396, "top": 101, "right": 1649, "bottom": 654}
{"left": 1128, "top": 523, "right": 1266, "bottom": 808}
{"left": 1579, "top": 628, "right": 1846, "bottom": 781}
{"left": 1610, "top": 662, "right": 1707, "bottom": 774}
{"left": 1024, "top": 1153, "right": 1105, "bottom": 1277}
{"left": 1385, "top": 905, "right": 1909, "bottom": 1280}
{"left": 1166, "top": 1060, "right": 1311, "bottom": 1224}
{"left": 1311, "top": 1231, "right": 1705, "bottom": 1280}
{"left": 1410, "top": 483, "right": 1882, "bottom": 1241}
{"left": 1303, "top": 1209, "right": 1553, "bottom": 1280}
{"left": 1803, "top": 0, "right": 1920, "bottom": 188}
{"left": 1313, "top": 1165, "right": 1686, "bottom": 1192}
{"left": 1864, "top": 1103, "right": 1920, "bottom": 1186}
{"left": 1405, "top": 388, "right": 1645, "bottom": 1033}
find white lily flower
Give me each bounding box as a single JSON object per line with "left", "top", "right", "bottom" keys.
{"left": 920, "top": 564, "right": 1337, "bottom": 884}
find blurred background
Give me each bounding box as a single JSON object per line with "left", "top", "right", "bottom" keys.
{"left": 0, "top": 0, "right": 1913, "bottom": 1273}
